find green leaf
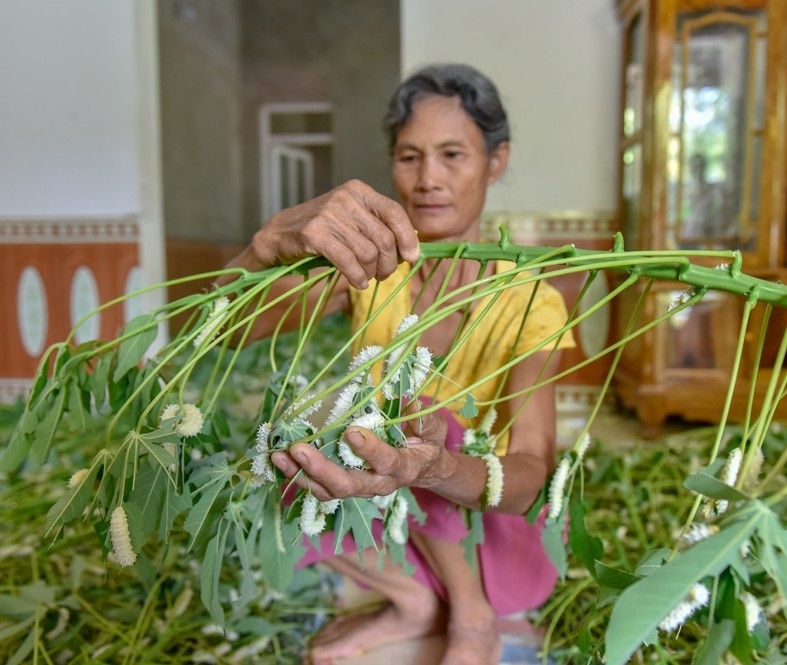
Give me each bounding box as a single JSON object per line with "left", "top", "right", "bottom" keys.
{"left": 90, "top": 352, "right": 112, "bottom": 410}
{"left": 750, "top": 612, "right": 770, "bottom": 651}
{"left": 211, "top": 410, "right": 231, "bottom": 439}
{"left": 231, "top": 520, "right": 261, "bottom": 604}
{"left": 594, "top": 562, "right": 641, "bottom": 591}
{"left": 123, "top": 501, "right": 147, "bottom": 553}
{"left": 460, "top": 509, "right": 485, "bottom": 569}
{"left": 258, "top": 491, "right": 304, "bottom": 592}
{"left": 28, "top": 388, "right": 67, "bottom": 466}
{"left": 684, "top": 470, "right": 749, "bottom": 501}
{"left": 233, "top": 616, "right": 279, "bottom": 636}
{"left": 0, "top": 616, "right": 35, "bottom": 644}
{"left": 525, "top": 483, "right": 547, "bottom": 524}
{"left": 568, "top": 501, "right": 603, "bottom": 576}
{"left": 129, "top": 461, "right": 169, "bottom": 534}
{"left": 334, "top": 498, "right": 382, "bottom": 558}
{"left": 541, "top": 510, "right": 567, "bottom": 580}
{"left": 759, "top": 509, "right": 787, "bottom": 600}
{"left": 200, "top": 520, "right": 229, "bottom": 625}
{"left": 184, "top": 479, "right": 229, "bottom": 552}
{"left": 634, "top": 548, "right": 671, "bottom": 577}
{"left": 44, "top": 461, "right": 101, "bottom": 535}
{"left": 604, "top": 510, "right": 761, "bottom": 665}
{"left": 0, "top": 594, "right": 40, "bottom": 620}
{"left": 0, "top": 426, "right": 33, "bottom": 472}
{"left": 158, "top": 482, "right": 192, "bottom": 543}
{"left": 113, "top": 313, "right": 158, "bottom": 382}
{"left": 7, "top": 624, "right": 37, "bottom": 665}
{"left": 695, "top": 619, "right": 735, "bottom": 665}
{"left": 64, "top": 377, "right": 92, "bottom": 433}
{"left": 459, "top": 394, "right": 478, "bottom": 419}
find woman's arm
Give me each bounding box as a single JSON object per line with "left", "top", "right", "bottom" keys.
{"left": 420, "top": 350, "right": 561, "bottom": 514}
{"left": 271, "top": 350, "right": 561, "bottom": 515}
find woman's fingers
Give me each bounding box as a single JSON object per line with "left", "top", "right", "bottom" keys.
{"left": 241, "top": 181, "right": 419, "bottom": 288}
{"left": 404, "top": 401, "right": 448, "bottom": 445}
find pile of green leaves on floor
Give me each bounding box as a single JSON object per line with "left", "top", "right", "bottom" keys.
{"left": 0, "top": 316, "right": 350, "bottom": 665}
{"left": 538, "top": 425, "right": 787, "bottom": 664}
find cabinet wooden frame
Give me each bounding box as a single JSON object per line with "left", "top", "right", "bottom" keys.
{"left": 613, "top": 0, "right": 787, "bottom": 436}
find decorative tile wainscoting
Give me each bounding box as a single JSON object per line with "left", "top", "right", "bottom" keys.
{"left": 481, "top": 211, "right": 619, "bottom": 443}
{"left": 0, "top": 217, "right": 141, "bottom": 403}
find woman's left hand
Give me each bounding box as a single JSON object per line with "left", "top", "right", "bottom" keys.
{"left": 270, "top": 410, "right": 448, "bottom": 501}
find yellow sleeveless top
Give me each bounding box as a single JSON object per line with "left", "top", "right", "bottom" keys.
{"left": 348, "top": 261, "right": 575, "bottom": 454}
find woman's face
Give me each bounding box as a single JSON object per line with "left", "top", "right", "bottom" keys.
{"left": 392, "top": 94, "right": 508, "bottom": 243}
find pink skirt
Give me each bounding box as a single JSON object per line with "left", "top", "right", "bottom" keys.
{"left": 298, "top": 405, "right": 557, "bottom": 615}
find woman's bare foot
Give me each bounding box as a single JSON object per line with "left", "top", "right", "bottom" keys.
{"left": 440, "top": 618, "right": 502, "bottom": 665}
{"left": 309, "top": 597, "right": 446, "bottom": 664}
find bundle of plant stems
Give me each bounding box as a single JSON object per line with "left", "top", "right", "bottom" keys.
{"left": 1, "top": 231, "right": 786, "bottom": 664}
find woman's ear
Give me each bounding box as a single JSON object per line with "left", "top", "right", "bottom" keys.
{"left": 487, "top": 141, "right": 510, "bottom": 185}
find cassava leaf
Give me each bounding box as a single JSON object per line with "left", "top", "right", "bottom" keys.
{"left": 695, "top": 619, "right": 735, "bottom": 665}
{"left": 258, "top": 491, "right": 304, "bottom": 592}
{"left": 541, "top": 509, "right": 568, "bottom": 580}
{"left": 128, "top": 461, "right": 169, "bottom": 534}
{"left": 460, "top": 509, "right": 485, "bottom": 569}
{"left": 232, "top": 521, "right": 262, "bottom": 603}
{"left": 0, "top": 616, "right": 35, "bottom": 643}
{"left": 595, "top": 562, "right": 641, "bottom": 590}
{"left": 27, "top": 388, "right": 67, "bottom": 466}
{"left": 44, "top": 461, "right": 101, "bottom": 535}
{"left": 684, "top": 470, "right": 749, "bottom": 501}
{"left": 605, "top": 509, "right": 761, "bottom": 665}
{"left": 334, "top": 497, "right": 382, "bottom": 558}
{"left": 758, "top": 510, "right": 787, "bottom": 601}
{"left": 184, "top": 479, "right": 229, "bottom": 552}
{"left": 459, "top": 394, "right": 478, "bottom": 418}
{"left": 200, "top": 520, "right": 229, "bottom": 625}
{"left": 634, "top": 548, "right": 671, "bottom": 577}
{"left": 158, "top": 482, "right": 192, "bottom": 543}
{"left": 568, "top": 501, "right": 603, "bottom": 576}
{"left": 123, "top": 501, "right": 146, "bottom": 553}
{"left": 113, "top": 313, "right": 158, "bottom": 382}
{"left": 90, "top": 351, "right": 112, "bottom": 410}
{"left": 7, "top": 624, "right": 36, "bottom": 665}
{"left": 65, "top": 378, "right": 91, "bottom": 433}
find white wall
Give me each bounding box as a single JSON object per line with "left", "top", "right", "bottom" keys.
{"left": 401, "top": 0, "right": 620, "bottom": 213}
{"left": 0, "top": 0, "right": 139, "bottom": 216}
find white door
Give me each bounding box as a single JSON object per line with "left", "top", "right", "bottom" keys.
{"left": 270, "top": 144, "right": 315, "bottom": 214}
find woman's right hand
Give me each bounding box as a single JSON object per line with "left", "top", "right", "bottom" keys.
{"left": 223, "top": 180, "right": 420, "bottom": 289}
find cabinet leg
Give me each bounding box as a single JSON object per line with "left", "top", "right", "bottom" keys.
{"left": 637, "top": 404, "right": 665, "bottom": 440}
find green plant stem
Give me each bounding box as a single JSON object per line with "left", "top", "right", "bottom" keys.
{"left": 540, "top": 576, "right": 594, "bottom": 663}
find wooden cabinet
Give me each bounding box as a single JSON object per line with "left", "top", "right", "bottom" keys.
{"left": 613, "top": 0, "right": 787, "bottom": 436}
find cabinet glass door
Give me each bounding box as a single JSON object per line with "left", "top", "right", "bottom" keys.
{"left": 621, "top": 12, "right": 645, "bottom": 250}
{"left": 666, "top": 8, "right": 767, "bottom": 253}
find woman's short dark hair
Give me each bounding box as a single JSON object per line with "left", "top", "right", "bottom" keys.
{"left": 383, "top": 63, "right": 510, "bottom": 154}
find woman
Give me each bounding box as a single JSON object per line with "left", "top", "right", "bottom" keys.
{"left": 225, "top": 63, "right": 572, "bottom": 664}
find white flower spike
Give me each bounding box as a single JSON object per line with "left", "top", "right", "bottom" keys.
{"left": 67, "top": 468, "right": 89, "bottom": 489}
{"left": 715, "top": 446, "right": 743, "bottom": 515}
{"left": 110, "top": 506, "right": 137, "bottom": 567}
{"left": 161, "top": 403, "right": 204, "bottom": 438}
{"left": 547, "top": 458, "right": 571, "bottom": 521}
{"left": 193, "top": 296, "right": 230, "bottom": 348}
{"left": 300, "top": 493, "right": 327, "bottom": 537}
{"left": 483, "top": 453, "right": 504, "bottom": 507}
{"left": 658, "top": 583, "right": 710, "bottom": 632}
